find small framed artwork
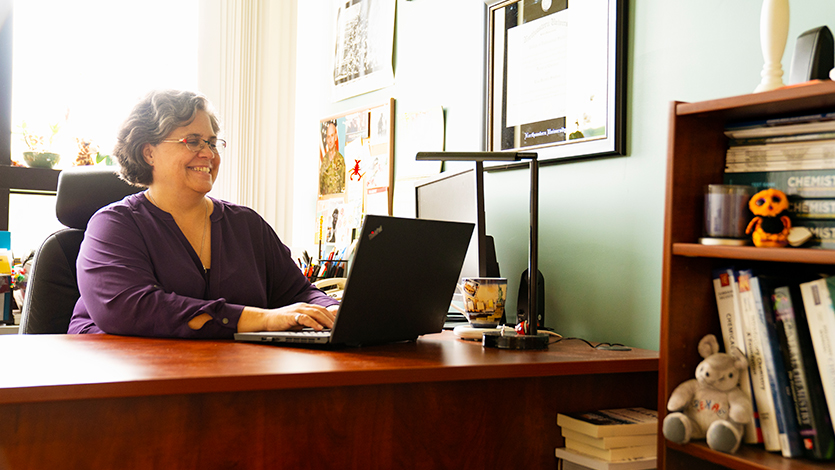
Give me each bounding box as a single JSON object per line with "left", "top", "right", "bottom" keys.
{"left": 487, "top": 0, "right": 626, "bottom": 163}
{"left": 316, "top": 99, "right": 395, "bottom": 248}
{"left": 331, "top": 0, "right": 396, "bottom": 101}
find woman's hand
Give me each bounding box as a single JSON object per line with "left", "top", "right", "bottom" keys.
{"left": 237, "top": 303, "right": 336, "bottom": 333}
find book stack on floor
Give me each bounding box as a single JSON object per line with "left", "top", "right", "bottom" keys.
{"left": 555, "top": 408, "right": 657, "bottom": 470}
{"left": 711, "top": 267, "right": 835, "bottom": 461}
{"left": 722, "top": 111, "right": 835, "bottom": 249}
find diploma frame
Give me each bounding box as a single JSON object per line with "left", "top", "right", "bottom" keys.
{"left": 486, "top": 0, "right": 626, "bottom": 164}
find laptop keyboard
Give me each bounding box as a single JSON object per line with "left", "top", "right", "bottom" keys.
{"left": 297, "top": 329, "right": 332, "bottom": 337}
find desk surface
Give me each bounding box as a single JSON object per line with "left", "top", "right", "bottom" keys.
{"left": 0, "top": 331, "right": 657, "bottom": 405}
{"left": 0, "top": 331, "right": 659, "bottom": 469}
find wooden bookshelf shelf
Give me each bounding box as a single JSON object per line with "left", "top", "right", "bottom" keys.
{"left": 668, "top": 442, "right": 835, "bottom": 470}
{"left": 660, "top": 81, "right": 835, "bottom": 470}
{"left": 672, "top": 243, "right": 835, "bottom": 265}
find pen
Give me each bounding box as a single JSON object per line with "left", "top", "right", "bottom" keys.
{"left": 326, "top": 251, "right": 335, "bottom": 272}
{"left": 318, "top": 217, "right": 323, "bottom": 260}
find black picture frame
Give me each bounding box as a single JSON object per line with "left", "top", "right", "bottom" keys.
{"left": 486, "top": 0, "right": 627, "bottom": 164}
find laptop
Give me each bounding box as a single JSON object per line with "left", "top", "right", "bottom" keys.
{"left": 234, "top": 215, "right": 474, "bottom": 347}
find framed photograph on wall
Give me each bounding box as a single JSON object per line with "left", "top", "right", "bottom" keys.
{"left": 316, "top": 99, "right": 395, "bottom": 248}
{"left": 487, "top": 0, "right": 626, "bottom": 163}
{"left": 331, "top": 0, "right": 396, "bottom": 102}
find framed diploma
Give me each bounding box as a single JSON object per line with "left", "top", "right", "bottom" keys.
{"left": 487, "top": 0, "right": 626, "bottom": 163}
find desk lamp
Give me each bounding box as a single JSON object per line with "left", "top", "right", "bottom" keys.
{"left": 415, "top": 151, "right": 549, "bottom": 350}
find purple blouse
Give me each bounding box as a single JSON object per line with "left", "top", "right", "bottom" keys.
{"left": 68, "top": 193, "right": 338, "bottom": 338}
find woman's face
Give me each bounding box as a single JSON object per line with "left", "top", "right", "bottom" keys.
{"left": 145, "top": 110, "right": 220, "bottom": 196}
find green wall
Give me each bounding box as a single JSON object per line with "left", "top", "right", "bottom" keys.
{"left": 296, "top": 0, "right": 835, "bottom": 350}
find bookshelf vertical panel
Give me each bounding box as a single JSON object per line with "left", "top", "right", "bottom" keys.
{"left": 660, "top": 100, "right": 730, "bottom": 470}
{"left": 664, "top": 257, "right": 721, "bottom": 391}
{"left": 666, "top": 112, "right": 727, "bottom": 245}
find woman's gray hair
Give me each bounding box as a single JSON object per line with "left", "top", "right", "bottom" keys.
{"left": 114, "top": 90, "right": 220, "bottom": 186}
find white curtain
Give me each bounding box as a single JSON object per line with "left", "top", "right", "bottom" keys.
{"left": 209, "top": 0, "right": 298, "bottom": 241}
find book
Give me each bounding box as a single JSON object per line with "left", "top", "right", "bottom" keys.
{"left": 725, "top": 140, "right": 835, "bottom": 161}
{"left": 725, "top": 111, "right": 835, "bottom": 138}
{"left": 729, "top": 131, "right": 835, "bottom": 147}
{"left": 787, "top": 199, "right": 835, "bottom": 220}
{"left": 712, "top": 267, "right": 761, "bottom": 444}
{"left": 748, "top": 273, "right": 803, "bottom": 457}
{"left": 726, "top": 111, "right": 835, "bottom": 129}
{"left": 723, "top": 169, "right": 835, "bottom": 198}
{"left": 737, "top": 269, "right": 782, "bottom": 452}
{"left": 800, "top": 277, "right": 835, "bottom": 440}
{"left": 564, "top": 439, "right": 656, "bottom": 462}
{"left": 556, "top": 408, "right": 657, "bottom": 438}
{"left": 560, "top": 460, "right": 654, "bottom": 470}
{"left": 555, "top": 447, "right": 657, "bottom": 470}
{"left": 726, "top": 153, "right": 835, "bottom": 164}
{"left": 773, "top": 283, "right": 835, "bottom": 460}
{"left": 713, "top": 268, "right": 746, "bottom": 353}
{"left": 726, "top": 159, "right": 835, "bottom": 173}
{"left": 560, "top": 428, "right": 656, "bottom": 450}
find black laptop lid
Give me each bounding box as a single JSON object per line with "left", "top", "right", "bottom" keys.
{"left": 330, "top": 215, "right": 474, "bottom": 346}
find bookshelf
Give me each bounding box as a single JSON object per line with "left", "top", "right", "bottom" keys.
{"left": 659, "top": 81, "right": 835, "bottom": 470}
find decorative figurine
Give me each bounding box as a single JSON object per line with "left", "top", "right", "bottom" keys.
{"left": 349, "top": 159, "right": 364, "bottom": 181}
{"left": 746, "top": 188, "right": 790, "bottom": 247}
{"left": 663, "top": 334, "right": 752, "bottom": 454}
{"left": 75, "top": 137, "right": 98, "bottom": 166}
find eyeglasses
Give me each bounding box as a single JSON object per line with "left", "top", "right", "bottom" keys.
{"left": 161, "top": 137, "right": 226, "bottom": 155}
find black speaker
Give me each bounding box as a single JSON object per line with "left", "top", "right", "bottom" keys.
{"left": 788, "top": 26, "right": 834, "bottom": 85}
{"left": 483, "top": 235, "right": 501, "bottom": 277}
{"left": 516, "top": 269, "right": 545, "bottom": 328}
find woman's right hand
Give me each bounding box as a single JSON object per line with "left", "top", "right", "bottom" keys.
{"left": 238, "top": 303, "right": 336, "bottom": 333}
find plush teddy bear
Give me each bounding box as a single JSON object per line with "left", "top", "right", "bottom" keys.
{"left": 662, "top": 334, "right": 752, "bottom": 454}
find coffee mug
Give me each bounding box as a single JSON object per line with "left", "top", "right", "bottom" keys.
{"left": 452, "top": 277, "right": 507, "bottom": 328}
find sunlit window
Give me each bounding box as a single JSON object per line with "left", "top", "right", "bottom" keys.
{"left": 9, "top": 0, "right": 198, "bottom": 256}
{"left": 8, "top": 193, "right": 62, "bottom": 259}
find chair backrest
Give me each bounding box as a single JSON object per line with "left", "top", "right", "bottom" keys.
{"left": 19, "top": 167, "right": 141, "bottom": 334}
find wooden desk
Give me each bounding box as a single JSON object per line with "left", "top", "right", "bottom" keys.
{"left": 0, "top": 332, "right": 658, "bottom": 469}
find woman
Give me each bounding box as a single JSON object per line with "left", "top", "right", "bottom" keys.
{"left": 68, "top": 90, "right": 337, "bottom": 337}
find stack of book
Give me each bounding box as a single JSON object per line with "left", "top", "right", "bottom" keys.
{"left": 555, "top": 408, "right": 657, "bottom": 470}
{"left": 712, "top": 267, "right": 835, "bottom": 460}
{"left": 723, "top": 111, "right": 835, "bottom": 249}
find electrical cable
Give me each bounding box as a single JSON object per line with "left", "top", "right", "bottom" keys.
{"left": 549, "top": 336, "right": 629, "bottom": 349}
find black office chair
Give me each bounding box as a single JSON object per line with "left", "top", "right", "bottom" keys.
{"left": 19, "top": 166, "right": 141, "bottom": 334}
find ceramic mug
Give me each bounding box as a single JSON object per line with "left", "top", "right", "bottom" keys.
{"left": 452, "top": 277, "right": 507, "bottom": 328}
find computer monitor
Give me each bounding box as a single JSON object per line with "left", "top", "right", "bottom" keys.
{"left": 415, "top": 165, "right": 500, "bottom": 297}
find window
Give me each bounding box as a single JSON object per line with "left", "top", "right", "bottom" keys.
{"left": 9, "top": 0, "right": 198, "bottom": 256}
{"left": 8, "top": 193, "right": 62, "bottom": 258}
{"left": 12, "top": 0, "right": 198, "bottom": 166}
